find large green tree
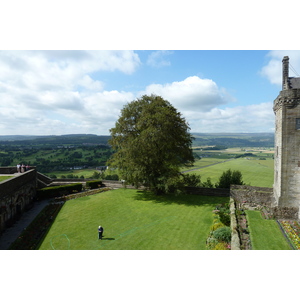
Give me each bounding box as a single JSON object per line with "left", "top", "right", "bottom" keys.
{"left": 108, "top": 94, "right": 194, "bottom": 194}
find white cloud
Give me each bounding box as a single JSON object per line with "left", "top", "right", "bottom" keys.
{"left": 0, "top": 50, "right": 140, "bottom": 135}
{"left": 0, "top": 51, "right": 276, "bottom": 135}
{"left": 187, "top": 102, "right": 274, "bottom": 133}
{"left": 142, "top": 76, "right": 234, "bottom": 112}
{"left": 260, "top": 50, "right": 300, "bottom": 86}
{"left": 147, "top": 51, "right": 173, "bottom": 68}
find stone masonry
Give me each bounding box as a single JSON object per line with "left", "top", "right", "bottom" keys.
{"left": 273, "top": 56, "right": 300, "bottom": 217}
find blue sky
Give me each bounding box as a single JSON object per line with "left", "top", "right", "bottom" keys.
{"left": 1, "top": 50, "right": 300, "bottom": 136}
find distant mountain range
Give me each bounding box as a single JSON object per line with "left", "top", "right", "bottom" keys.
{"left": 0, "top": 133, "right": 274, "bottom": 148}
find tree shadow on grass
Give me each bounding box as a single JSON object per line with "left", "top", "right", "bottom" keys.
{"left": 133, "top": 190, "right": 229, "bottom": 207}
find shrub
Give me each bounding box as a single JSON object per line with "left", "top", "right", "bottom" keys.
{"left": 206, "top": 236, "right": 219, "bottom": 250}
{"left": 104, "top": 174, "right": 119, "bottom": 180}
{"left": 181, "top": 174, "right": 201, "bottom": 187}
{"left": 215, "top": 203, "right": 230, "bottom": 226}
{"left": 210, "top": 221, "right": 225, "bottom": 231}
{"left": 213, "top": 226, "right": 231, "bottom": 243}
{"left": 214, "top": 242, "right": 230, "bottom": 250}
{"left": 86, "top": 180, "right": 103, "bottom": 189}
{"left": 37, "top": 183, "right": 83, "bottom": 199}
{"left": 201, "top": 177, "right": 214, "bottom": 188}
{"left": 215, "top": 169, "right": 244, "bottom": 189}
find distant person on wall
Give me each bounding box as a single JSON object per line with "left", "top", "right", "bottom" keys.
{"left": 26, "top": 165, "right": 30, "bottom": 171}
{"left": 21, "top": 164, "right": 25, "bottom": 173}
{"left": 98, "top": 226, "right": 104, "bottom": 240}
{"left": 17, "top": 164, "right": 20, "bottom": 173}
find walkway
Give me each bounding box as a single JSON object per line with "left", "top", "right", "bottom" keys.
{"left": 0, "top": 198, "right": 51, "bottom": 250}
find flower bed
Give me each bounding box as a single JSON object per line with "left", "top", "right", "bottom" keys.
{"left": 279, "top": 220, "right": 300, "bottom": 249}
{"left": 206, "top": 203, "right": 231, "bottom": 250}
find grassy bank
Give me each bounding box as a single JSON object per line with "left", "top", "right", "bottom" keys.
{"left": 188, "top": 157, "right": 274, "bottom": 188}
{"left": 246, "top": 210, "right": 291, "bottom": 250}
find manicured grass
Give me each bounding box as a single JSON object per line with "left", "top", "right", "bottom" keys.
{"left": 45, "top": 169, "right": 97, "bottom": 178}
{"left": 181, "top": 158, "right": 227, "bottom": 171}
{"left": 246, "top": 210, "right": 291, "bottom": 250}
{"left": 189, "top": 158, "right": 274, "bottom": 188}
{"left": 39, "top": 189, "right": 228, "bottom": 250}
{"left": 0, "top": 176, "right": 13, "bottom": 182}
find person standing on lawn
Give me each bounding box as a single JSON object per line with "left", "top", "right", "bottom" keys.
{"left": 98, "top": 226, "right": 104, "bottom": 240}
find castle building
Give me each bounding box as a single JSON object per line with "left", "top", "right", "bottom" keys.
{"left": 273, "top": 56, "right": 300, "bottom": 213}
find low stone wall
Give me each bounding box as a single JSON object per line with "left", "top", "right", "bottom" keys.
{"left": 231, "top": 185, "right": 299, "bottom": 219}
{"left": 230, "top": 197, "right": 240, "bottom": 250}
{"left": 185, "top": 187, "right": 230, "bottom": 197}
{"left": 230, "top": 185, "right": 273, "bottom": 210}
{"left": 272, "top": 206, "right": 299, "bottom": 219}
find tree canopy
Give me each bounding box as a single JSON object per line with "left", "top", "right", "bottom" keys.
{"left": 108, "top": 94, "right": 194, "bottom": 194}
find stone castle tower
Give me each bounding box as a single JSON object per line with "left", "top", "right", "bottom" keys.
{"left": 273, "top": 56, "right": 300, "bottom": 211}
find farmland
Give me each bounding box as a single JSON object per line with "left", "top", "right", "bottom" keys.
{"left": 0, "top": 134, "right": 275, "bottom": 187}
{"left": 185, "top": 147, "right": 274, "bottom": 188}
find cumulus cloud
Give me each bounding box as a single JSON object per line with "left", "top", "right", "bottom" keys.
{"left": 146, "top": 51, "right": 173, "bottom": 68}
{"left": 0, "top": 50, "right": 140, "bottom": 135}
{"left": 142, "top": 76, "right": 234, "bottom": 112}
{"left": 260, "top": 50, "right": 300, "bottom": 86}
{"left": 0, "top": 51, "right": 276, "bottom": 135}
{"left": 186, "top": 102, "right": 274, "bottom": 133}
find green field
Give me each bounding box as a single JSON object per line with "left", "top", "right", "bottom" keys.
{"left": 39, "top": 189, "right": 228, "bottom": 250}
{"left": 186, "top": 157, "right": 274, "bottom": 188}
{"left": 45, "top": 169, "right": 98, "bottom": 179}
{"left": 246, "top": 210, "right": 291, "bottom": 250}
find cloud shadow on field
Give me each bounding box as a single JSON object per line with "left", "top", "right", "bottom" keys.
{"left": 133, "top": 190, "right": 228, "bottom": 207}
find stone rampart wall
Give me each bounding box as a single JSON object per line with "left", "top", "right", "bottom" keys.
{"left": 0, "top": 169, "right": 37, "bottom": 233}
{"left": 0, "top": 167, "right": 17, "bottom": 174}
{"left": 230, "top": 184, "right": 299, "bottom": 219}
{"left": 230, "top": 185, "right": 273, "bottom": 209}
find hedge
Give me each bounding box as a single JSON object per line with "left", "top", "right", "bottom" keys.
{"left": 86, "top": 180, "right": 102, "bottom": 189}
{"left": 37, "top": 183, "right": 83, "bottom": 199}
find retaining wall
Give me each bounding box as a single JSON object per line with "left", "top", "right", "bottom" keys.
{"left": 230, "top": 185, "right": 299, "bottom": 219}
{"left": 0, "top": 169, "right": 37, "bottom": 233}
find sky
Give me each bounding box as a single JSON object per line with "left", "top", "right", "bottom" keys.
{"left": 1, "top": 50, "right": 300, "bottom": 136}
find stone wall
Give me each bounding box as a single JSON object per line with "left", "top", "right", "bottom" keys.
{"left": 184, "top": 187, "right": 230, "bottom": 197}
{"left": 0, "top": 169, "right": 37, "bottom": 233}
{"left": 273, "top": 88, "right": 300, "bottom": 208}
{"left": 0, "top": 167, "right": 17, "bottom": 174}
{"left": 230, "top": 184, "right": 299, "bottom": 219}
{"left": 230, "top": 197, "right": 240, "bottom": 250}
{"left": 230, "top": 185, "right": 273, "bottom": 210}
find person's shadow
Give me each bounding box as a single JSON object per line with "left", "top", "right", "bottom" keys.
{"left": 101, "top": 238, "right": 115, "bottom": 240}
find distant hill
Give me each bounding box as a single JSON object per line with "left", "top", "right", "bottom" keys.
{"left": 0, "top": 134, "right": 111, "bottom": 146}
{"left": 191, "top": 132, "right": 274, "bottom": 148}
{"left": 0, "top": 135, "right": 44, "bottom": 141}
{"left": 0, "top": 133, "right": 275, "bottom": 148}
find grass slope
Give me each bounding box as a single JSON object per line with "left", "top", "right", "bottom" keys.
{"left": 39, "top": 189, "right": 228, "bottom": 250}
{"left": 189, "top": 158, "right": 274, "bottom": 188}
{"left": 246, "top": 210, "right": 291, "bottom": 250}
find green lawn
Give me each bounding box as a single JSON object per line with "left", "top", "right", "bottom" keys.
{"left": 45, "top": 169, "right": 97, "bottom": 178}
{"left": 0, "top": 176, "right": 13, "bottom": 182}
{"left": 246, "top": 210, "right": 291, "bottom": 250}
{"left": 39, "top": 189, "right": 228, "bottom": 250}
{"left": 188, "top": 158, "right": 274, "bottom": 188}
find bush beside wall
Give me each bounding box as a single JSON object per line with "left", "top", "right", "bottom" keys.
{"left": 37, "top": 183, "right": 83, "bottom": 199}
